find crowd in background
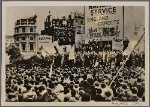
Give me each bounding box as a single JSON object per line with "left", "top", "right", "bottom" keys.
{"left": 75, "top": 39, "right": 112, "bottom": 53}
{"left": 53, "top": 49, "right": 145, "bottom": 69}
{"left": 75, "top": 37, "right": 129, "bottom": 52}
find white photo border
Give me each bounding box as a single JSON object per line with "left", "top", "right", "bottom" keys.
{"left": 1, "top": 1, "right": 149, "bottom": 106}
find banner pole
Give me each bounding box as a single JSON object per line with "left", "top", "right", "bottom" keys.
{"left": 109, "top": 32, "right": 145, "bottom": 86}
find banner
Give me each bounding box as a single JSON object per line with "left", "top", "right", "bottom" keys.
{"left": 38, "top": 35, "right": 52, "bottom": 46}
{"left": 122, "top": 32, "right": 144, "bottom": 56}
{"left": 38, "top": 35, "right": 56, "bottom": 54}
{"left": 85, "top": 6, "right": 123, "bottom": 40}
{"left": 112, "top": 40, "right": 123, "bottom": 50}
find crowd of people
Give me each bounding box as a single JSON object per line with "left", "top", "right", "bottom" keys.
{"left": 75, "top": 38, "right": 129, "bottom": 52}
{"left": 6, "top": 51, "right": 145, "bottom": 102}
{"left": 5, "top": 37, "right": 145, "bottom": 102}
{"left": 53, "top": 50, "right": 145, "bottom": 69}
{"left": 5, "top": 65, "right": 145, "bottom": 102}
{"left": 75, "top": 39, "right": 112, "bottom": 53}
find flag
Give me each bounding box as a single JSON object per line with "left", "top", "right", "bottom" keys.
{"left": 122, "top": 32, "right": 144, "bottom": 56}
{"left": 41, "top": 48, "right": 48, "bottom": 57}
{"left": 43, "top": 45, "right": 56, "bottom": 55}
{"left": 122, "top": 40, "right": 138, "bottom": 56}
{"left": 38, "top": 45, "right": 56, "bottom": 57}
{"left": 109, "top": 32, "right": 145, "bottom": 86}
{"left": 69, "top": 45, "right": 75, "bottom": 60}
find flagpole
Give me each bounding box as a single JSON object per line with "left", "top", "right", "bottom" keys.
{"left": 123, "top": 6, "right": 124, "bottom": 40}
{"left": 109, "top": 32, "right": 145, "bottom": 86}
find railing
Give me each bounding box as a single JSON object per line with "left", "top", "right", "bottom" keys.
{"left": 14, "top": 31, "right": 37, "bottom": 34}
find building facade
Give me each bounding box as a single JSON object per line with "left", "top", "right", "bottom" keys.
{"left": 13, "top": 15, "right": 38, "bottom": 55}
{"left": 74, "top": 11, "right": 85, "bottom": 35}
{"left": 73, "top": 11, "right": 85, "bottom": 45}
{"left": 5, "top": 35, "right": 14, "bottom": 48}
{"left": 41, "top": 11, "right": 86, "bottom": 46}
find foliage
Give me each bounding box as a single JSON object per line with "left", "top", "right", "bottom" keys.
{"left": 6, "top": 45, "right": 22, "bottom": 63}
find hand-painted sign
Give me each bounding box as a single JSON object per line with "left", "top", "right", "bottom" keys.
{"left": 38, "top": 35, "right": 52, "bottom": 44}
{"left": 85, "top": 6, "right": 123, "bottom": 40}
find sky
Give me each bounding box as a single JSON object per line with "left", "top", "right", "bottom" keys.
{"left": 5, "top": 6, "right": 84, "bottom": 35}
{"left": 5, "top": 6, "right": 145, "bottom": 40}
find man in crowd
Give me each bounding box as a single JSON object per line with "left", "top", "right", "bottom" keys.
{"left": 123, "top": 37, "right": 129, "bottom": 51}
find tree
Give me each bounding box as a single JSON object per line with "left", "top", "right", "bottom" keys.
{"left": 6, "top": 45, "right": 22, "bottom": 64}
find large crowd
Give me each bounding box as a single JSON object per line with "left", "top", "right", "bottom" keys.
{"left": 5, "top": 37, "right": 145, "bottom": 102}
{"left": 6, "top": 49, "right": 145, "bottom": 102}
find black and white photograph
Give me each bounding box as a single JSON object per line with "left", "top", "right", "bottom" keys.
{"left": 1, "top": 1, "right": 149, "bottom": 106}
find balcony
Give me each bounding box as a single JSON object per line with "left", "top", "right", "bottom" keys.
{"left": 29, "top": 39, "right": 35, "bottom": 41}
{"left": 14, "top": 31, "right": 37, "bottom": 35}
{"left": 28, "top": 21, "right": 36, "bottom": 25}
{"left": 15, "top": 23, "right": 21, "bottom": 26}
{"left": 21, "top": 23, "right": 27, "bottom": 25}
{"left": 15, "top": 25, "right": 37, "bottom": 28}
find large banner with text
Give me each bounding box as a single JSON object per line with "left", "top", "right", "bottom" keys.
{"left": 85, "top": 6, "right": 123, "bottom": 41}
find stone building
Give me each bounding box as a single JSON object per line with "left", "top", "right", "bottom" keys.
{"left": 13, "top": 15, "right": 38, "bottom": 56}
{"left": 5, "top": 35, "right": 14, "bottom": 48}
{"left": 41, "top": 11, "right": 85, "bottom": 46}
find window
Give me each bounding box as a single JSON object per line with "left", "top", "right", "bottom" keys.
{"left": 30, "top": 36, "right": 34, "bottom": 40}
{"left": 30, "top": 44, "right": 34, "bottom": 51}
{"left": 22, "top": 28, "right": 25, "bottom": 32}
{"left": 30, "top": 27, "right": 33, "bottom": 32}
{"left": 15, "top": 28, "right": 19, "bottom": 33}
{"left": 15, "top": 29, "right": 17, "bottom": 33}
{"left": 25, "top": 27, "right": 29, "bottom": 32}
{"left": 16, "top": 37, "right": 19, "bottom": 41}
{"left": 22, "top": 37, "right": 26, "bottom": 40}
{"left": 19, "top": 28, "right": 22, "bottom": 33}
{"left": 33, "top": 27, "right": 36, "bottom": 32}
{"left": 75, "top": 19, "right": 78, "bottom": 23}
{"left": 29, "top": 21, "right": 34, "bottom": 25}
{"left": 22, "top": 43, "right": 26, "bottom": 51}
{"left": 81, "top": 20, "right": 84, "bottom": 24}
{"left": 77, "top": 26, "right": 81, "bottom": 34}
